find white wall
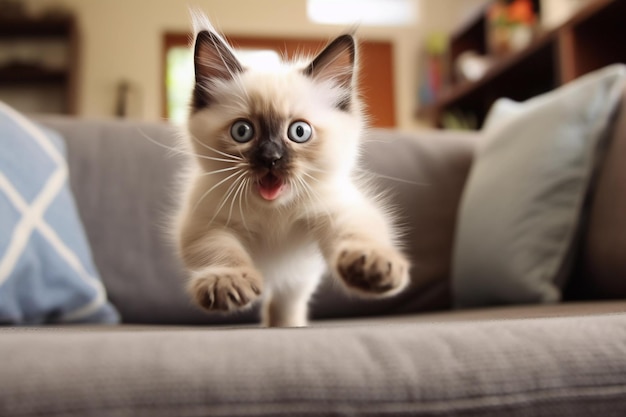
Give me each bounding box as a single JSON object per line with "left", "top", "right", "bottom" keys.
{"left": 22, "top": 0, "right": 487, "bottom": 130}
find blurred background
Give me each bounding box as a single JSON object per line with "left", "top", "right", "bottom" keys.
{"left": 0, "top": 0, "right": 613, "bottom": 130}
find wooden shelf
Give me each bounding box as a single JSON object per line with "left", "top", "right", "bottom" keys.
{"left": 448, "top": 5, "right": 488, "bottom": 86}
{"left": 566, "top": 0, "right": 626, "bottom": 78}
{"left": 0, "top": 66, "right": 68, "bottom": 85}
{"left": 0, "top": 17, "right": 73, "bottom": 37}
{"left": 420, "top": 0, "right": 625, "bottom": 129}
{"left": 439, "top": 30, "right": 557, "bottom": 107}
{"left": 0, "top": 16, "right": 78, "bottom": 115}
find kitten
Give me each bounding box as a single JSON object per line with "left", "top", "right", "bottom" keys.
{"left": 174, "top": 15, "right": 410, "bottom": 327}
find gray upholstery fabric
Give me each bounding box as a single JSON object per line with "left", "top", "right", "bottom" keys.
{"left": 314, "top": 129, "right": 476, "bottom": 318}
{"left": 34, "top": 116, "right": 206, "bottom": 324}
{"left": 34, "top": 116, "right": 477, "bottom": 324}
{"left": 2, "top": 311, "right": 626, "bottom": 417}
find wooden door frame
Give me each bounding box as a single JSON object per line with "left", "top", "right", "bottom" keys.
{"left": 161, "top": 33, "right": 396, "bottom": 127}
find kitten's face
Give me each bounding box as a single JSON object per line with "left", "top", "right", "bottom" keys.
{"left": 187, "top": 31, "right": 362, "bottom": 207}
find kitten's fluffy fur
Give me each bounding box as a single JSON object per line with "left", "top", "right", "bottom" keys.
{"left": 174, "top": 14, "right": 410, "bottom": 327}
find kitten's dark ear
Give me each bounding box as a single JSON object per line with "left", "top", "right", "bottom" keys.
{"left": 192, "top": 30, "right": 243, "bottom": 109}
{"left": 304, "top": 34, "right": 356, "bottom": 110}
{"left": 194, "top": 30, "right": 242, "bottom": 82}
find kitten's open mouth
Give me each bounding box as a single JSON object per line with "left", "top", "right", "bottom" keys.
{"left": 257, "top": 173, "right": 286, "bottom": 201}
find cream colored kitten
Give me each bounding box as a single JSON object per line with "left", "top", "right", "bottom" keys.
{"left": 174, "top": 16, "right": 410, "bottom": 327}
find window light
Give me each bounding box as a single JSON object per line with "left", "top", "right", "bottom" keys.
{"left": 236, "top": 49, "right": 282, "bottom": 71}
{"left": 166, "top": 48, "right": 282, "bottom": 124}
{"left": 307, "top": 0, "right": 417, "bottom": 26}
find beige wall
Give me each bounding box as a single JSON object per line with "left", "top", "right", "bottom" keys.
{"left": 23, "top": 0, "right": 488, "bottom": 130}
{"left": 541, "top": 0, "right": 593, "bottom": 28}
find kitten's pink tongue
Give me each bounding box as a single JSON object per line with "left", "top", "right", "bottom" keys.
{"left": 258, "top": 174, "right": 285, "bottom": 201}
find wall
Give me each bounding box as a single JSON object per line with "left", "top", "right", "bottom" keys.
{"left": 22, "top": 0, "right": 488, "bottom": 130}
{"left": 541, "top": 0, "right": 593, "bottom": 28}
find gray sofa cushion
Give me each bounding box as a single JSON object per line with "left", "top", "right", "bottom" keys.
{"left": 2, "top": 311, "right": 626, "bottom": 416}
{"left": 34, "top": 116, "right": 477, "bottom": 324}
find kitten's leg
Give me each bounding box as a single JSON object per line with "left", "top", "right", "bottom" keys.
{"left": 181, "top": 228, "right": 263, "bottom": 312}
{"left": 262, "top": 288, "right": 310, "bottom": 327}
{"left": 317, "top": 197, "right": 410, "bottom": 297}
{"left": 261, "top": 253, "right": 324, "bottom": 327}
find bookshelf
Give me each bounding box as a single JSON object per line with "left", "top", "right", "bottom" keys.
{"left": 0, "top": 16, "right": 78, "bottom": 115}
{"left": 419, "top": 0, "right": 626, "bottom": 129}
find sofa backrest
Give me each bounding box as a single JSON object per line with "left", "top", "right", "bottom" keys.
{"left": 34, "top": 116, "right": 203, "bottom": 324}
{"left": 576, "top": 86, "right": 626, "bottom": 298}
{"left": 35, "top": 115, "right": 477, "bottom": 324}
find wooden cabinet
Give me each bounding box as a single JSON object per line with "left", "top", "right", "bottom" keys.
{"left": 421, "top": 0, "right": 626, "bottom": 129}
{"left": 0, "top": 16, "right": 78, "bottom": 114}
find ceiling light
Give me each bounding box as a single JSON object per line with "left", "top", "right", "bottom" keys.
{"left": 307, "top": 0, "right": 417, "bottom": 26}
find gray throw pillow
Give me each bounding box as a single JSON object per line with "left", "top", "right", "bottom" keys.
{"left": 453, "top": 64, "right": 626, "bottom": 308}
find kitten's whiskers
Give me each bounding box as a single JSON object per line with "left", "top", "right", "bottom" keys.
{"left": 295, "top": 175, "right": 333, "bottom": 227}
{"left": 207, "top": 171, "right": 247, "bottom": 227}
{"left": 356, "top": 168, "right": 430, "bottom": 187}
{"left": 306, "top": 166, "right": 328, "bottom": 176}
{"left": 202, "top": 156, "right": 246, "bottom": 164}
{"left": 193, "top": 169, "right": 244, "bottom": 213}
{"left": 199, "top": 165, "right": 241, "bottom": 177}
{"left": 138, "top": 129, "right": 243, "bottom": 165}
{"left": 190, "top": 135, "right": 242, "bottom": 161}
{"left": 227, "top": 176, "right": 247, "bottom": 228}
{"left": 301, "top": 171, "right": 321, "bottom": 183}
{"left": 238, "top": 178, "right": 252, "bottom": 235}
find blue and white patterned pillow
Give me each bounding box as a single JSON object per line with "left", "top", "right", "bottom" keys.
{"left": 0, "top": 102, "right": 120, "bottom": 324}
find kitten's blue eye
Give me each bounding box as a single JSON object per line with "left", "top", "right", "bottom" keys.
{"left": 287, "top": 121, "right": 312, "bottom": 143}
{"left": 230, "top": 120, "right": 254, "bottom": 143}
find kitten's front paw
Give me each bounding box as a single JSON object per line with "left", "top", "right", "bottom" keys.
{"left": 188, "top": 266, "right": 263, "bottom": 312}
{"left": 334, "top": 243, "right": 409, "bottom": 297}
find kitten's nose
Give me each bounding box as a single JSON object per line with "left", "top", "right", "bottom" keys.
{"left": 257, "top": 141, "right": 284, "bottom": 169}
{"left": 264, "top": 153, "right": 282, "bottom": 167}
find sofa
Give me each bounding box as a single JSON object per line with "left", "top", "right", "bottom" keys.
{"left": 2, "top": 73, "right": 626, "bottom": 416}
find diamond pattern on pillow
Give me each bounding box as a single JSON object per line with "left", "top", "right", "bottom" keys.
{"left": 0, "top": 102, "right": 119, "bottom": 324}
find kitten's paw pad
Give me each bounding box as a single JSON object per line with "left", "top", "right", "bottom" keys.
{"left": 188, "top": 266, "right": 263, "bottom": 312}
{"left": 334, "top": 244, "right": 409, "bottom": 296}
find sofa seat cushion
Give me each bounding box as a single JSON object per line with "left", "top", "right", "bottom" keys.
{"left": 338, "top": 300, "right": 626, "bottom": 325}
{"left": 2, "top": 308, "right": 626, "bottom": 417}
